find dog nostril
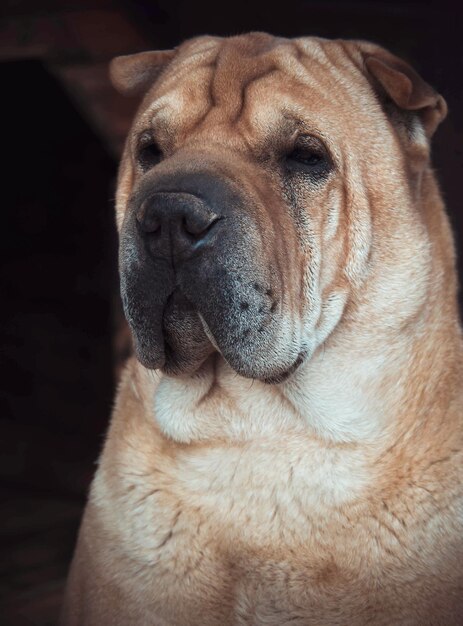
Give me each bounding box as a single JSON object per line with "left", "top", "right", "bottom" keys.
{"left": 136, "top": 206, "right": 161, "bottom": 234}
{"left": 182, "top": 215, "right": 220, "bottom": 240}
{"left": 182, "top": 216, "right": 200, "bottom": 237}
{"left": 142, "top": 217, "right": 161, "bottom": 234}
{"left": 135, "top": 194, "right": 221, "bottom": 255}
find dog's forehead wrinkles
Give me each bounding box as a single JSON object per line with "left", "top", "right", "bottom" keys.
{"left": 203, "top": 35, "right": 352, "bottom": 125}
{"left": 149, "top": 36, "right": 366, "bottom": 143}
{"left": 146, "top": 35, "right": 305, "bottom": 124}
{"left": 207, "top": 35, "right": 283, "bottom": 119}
{"left": 132, "top": 34, "right": 393, "bottom": 172}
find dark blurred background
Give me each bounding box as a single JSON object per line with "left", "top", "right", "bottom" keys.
{"left": 0, "top": 1, "right": 461, "bottom": 624}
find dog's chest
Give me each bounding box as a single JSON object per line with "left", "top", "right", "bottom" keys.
{"left": 91, "top": 438, "right": 405, "bottom": 624}
{"left": 86, "top": 421, "right": 463, "bottom": 626}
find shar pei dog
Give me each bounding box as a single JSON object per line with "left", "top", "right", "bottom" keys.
{"left": 62, "top": 33, "right": 463, "bottom": 625}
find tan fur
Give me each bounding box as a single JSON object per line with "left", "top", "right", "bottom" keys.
{"left": 62, "top": 34, "right": 463, "bottom": 625}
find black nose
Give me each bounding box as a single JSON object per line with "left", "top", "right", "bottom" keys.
{"left": 136, "top": 192, "right": 220, "bottom": 261}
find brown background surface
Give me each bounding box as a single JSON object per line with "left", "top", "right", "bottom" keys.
{"left": 1, "top": 1, "right": 462, "bottom": 624}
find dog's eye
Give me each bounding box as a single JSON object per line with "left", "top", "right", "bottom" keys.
{"left": 285, "top": 136, "right": 331, "bottom": 178}
{"left": 288, "top": 148, "right": 323, "bottom": 166}
{"left": 137, "top": 137, "right": 163, "bottom": 171}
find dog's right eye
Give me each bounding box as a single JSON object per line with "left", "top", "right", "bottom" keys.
{"left": 137, "top": 139, "right": 163, "bottom": 171}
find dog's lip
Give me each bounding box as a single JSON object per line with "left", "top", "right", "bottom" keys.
{"left": 163, "top": 303, "right": 304, "bottom": 382}
{"left": 135, "top": 342, "right": 166, "bottom": 370}
{"left": 262, "top": 351, "right": 306, "bottom": 385}
{"left": 197, "top": 312, "right": 222, "bottom": 353}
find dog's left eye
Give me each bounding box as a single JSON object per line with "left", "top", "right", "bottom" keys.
{"left": 288, "top": 148, "right": 323, "bottom": 166}
{"left": 285, "top": 136, "right": 331, "bottom": 178}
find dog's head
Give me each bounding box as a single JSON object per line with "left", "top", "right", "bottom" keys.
{"left": 111, "top": 33, "right": 446, "bottom": 383}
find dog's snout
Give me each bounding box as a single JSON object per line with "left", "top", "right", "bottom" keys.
{"left": 136, "top": 192, "right": 220, "bottom": 260}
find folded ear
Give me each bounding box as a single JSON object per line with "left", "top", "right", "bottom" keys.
{"left": 109, "top": 50, "right": 176, "bottom": 96}
{"left": 360, "top": 44, "right": 447, "bottom": 138}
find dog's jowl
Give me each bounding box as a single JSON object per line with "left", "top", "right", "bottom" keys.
{"left": 62, "top": 33, "right": 463, "bottom": 625}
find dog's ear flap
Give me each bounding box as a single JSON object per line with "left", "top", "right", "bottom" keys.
{"left": 363, "top": 48, "right": 447, "bottom": 138}
{"left": 110, "top": 50, "right": 176, "bottom": 96}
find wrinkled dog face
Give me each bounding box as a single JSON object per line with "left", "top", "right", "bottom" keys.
{"left": 111, "top": 33, "right": 445, "bottom": 383}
